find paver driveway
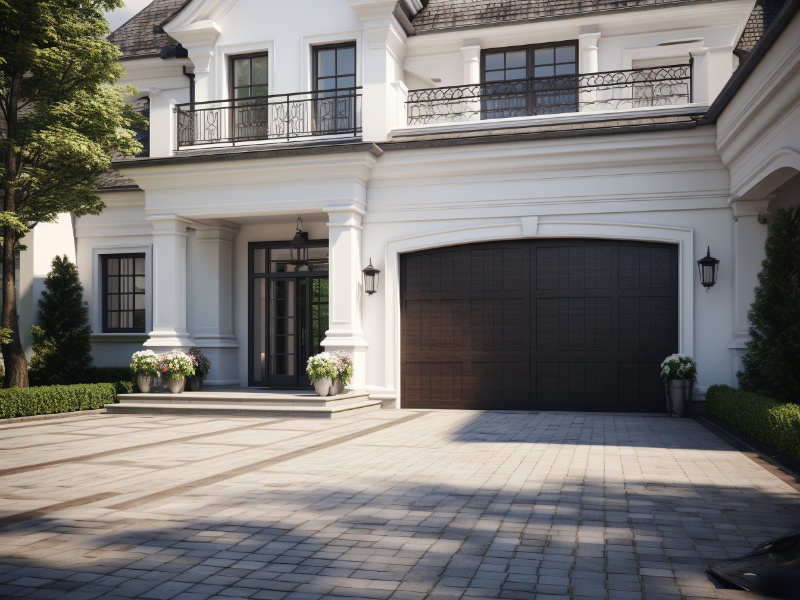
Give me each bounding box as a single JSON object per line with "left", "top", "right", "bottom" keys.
{"left": 0, "top": 410, "right": 798, "bottom": 600}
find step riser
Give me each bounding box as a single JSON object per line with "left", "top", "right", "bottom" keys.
{"left": 105, "top": 403, "right": 380, "bottom": 419}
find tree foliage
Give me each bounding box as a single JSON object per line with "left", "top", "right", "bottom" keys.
{"left": 1, "top": 0, "right": 143, "bottom": 387}
{"left": 30, "top": 255, "right": 94, "bottom": 385}
{"left": 738, "top": 205, "right": 800, "bottom": 403}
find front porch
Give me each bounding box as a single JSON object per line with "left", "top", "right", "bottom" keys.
{"left": 107, "top": 386, "right": 381, "bottom": 418}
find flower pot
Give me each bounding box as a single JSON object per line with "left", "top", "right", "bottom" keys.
{"left": 188, "top": 376, "right": 204, "bottom": 391}
{"left": 313, "top": 377, "right": 333, "bottom": 397}
{"left": 136, "top": 374, "right": 153, "bottom": 393}
{"left": 166, "top": 376, "right": 185, "bottom": 394}
{"left": 330, "top": 379, "right": 345, "bottom": 396}
{"left": 666, "top": 379, "right": 693, "bottom": 417}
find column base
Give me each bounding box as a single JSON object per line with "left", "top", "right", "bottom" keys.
{"left": 322, "top": 334, "right": 368, "bottom": 390}
{"left": 144, "top": 331, "right": 194, "bottom": 352}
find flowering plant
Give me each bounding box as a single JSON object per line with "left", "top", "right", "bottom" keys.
{"left": 660, "top": 354, "right": 698, "bottom": 382}
{"left": 158, "top": 350, "right": 196, "bottom": 379}
{"left": 306, "top": 352, "right": 337, "bottom": 383}
{"left": 130, "top": 350, "right": 159, "bottom": 376}
{"left": 331, "top": 351, "right": 354, "bottom": 385}
{"left": 187, "top": 347, "right": 211, "bottom": 377}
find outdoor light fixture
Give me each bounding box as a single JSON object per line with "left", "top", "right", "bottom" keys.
{"left": 697, "top": 246, "right": 720, "bottom": 290}
{"left": 362, "top": 259, "right": 380, "bottom": 295}
{"left": 289, "top": 218, "right": 308, "bottom": 271}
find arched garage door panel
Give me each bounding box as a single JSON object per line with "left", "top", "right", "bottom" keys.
{"left": 400, "top": 239, "right": 678, "bottom": 412}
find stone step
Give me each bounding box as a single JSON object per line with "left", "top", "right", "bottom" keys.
{"left": 106, "top": 390, "right": 381, "bottom": 419}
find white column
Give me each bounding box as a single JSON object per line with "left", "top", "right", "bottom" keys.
{"left": 144, "top": 216, "right": 194, "bottom": 351}
{"left": 579, "top": 32, "right": 601, "bottom": 73}
{"left": 729, "top": 198, "right": 771, "bottom": 377}
{"left": 191, "top": 223, "right": 240, "bottom": 385}
{"left": 322, "top": 206, "right": 368, "bottom": 390}
{"left": 690, "top": 49, "right": 710, "bottom": 104}
{"left": 461, "top": 43, "right": 481, "bottom": 84}
{"left": 579, "top": 32, "right": 601, "bottom": 112}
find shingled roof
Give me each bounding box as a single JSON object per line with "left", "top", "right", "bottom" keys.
{"left": 108, "top": 0, "right": 191, "bottom": 59}
{"left": 410, "top": 0, "right": 726, "bottom": 33}
{"left": 735, "top": 0, "right": 787, "bottom": 56}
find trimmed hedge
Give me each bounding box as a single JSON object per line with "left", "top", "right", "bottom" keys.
{"left": 707, "top": 384, "right": 800, "bottom": 461}
{"left": 0, "top": 383, "right": 118, "bottom": 420}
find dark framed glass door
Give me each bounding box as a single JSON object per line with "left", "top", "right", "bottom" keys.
{"left": 250, "top": 242, "right": 329, "bottom": 388}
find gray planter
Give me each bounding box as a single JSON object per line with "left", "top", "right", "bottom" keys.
{"left": 136, "top": 374, "right": 153, "bottom": 393}
{"left": 665, "top": 379, "right": 693, "bottom": 417}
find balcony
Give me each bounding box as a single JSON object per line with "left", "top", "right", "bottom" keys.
{"left": 406, "top": 64, "right": 692, "bottom": 127}
{"left": 176, "top": 88, "right": 362, "bottom": 149}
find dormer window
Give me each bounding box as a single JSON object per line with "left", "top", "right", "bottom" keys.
{"left": 482, "top": 43, "right": 578, "bottom": 119}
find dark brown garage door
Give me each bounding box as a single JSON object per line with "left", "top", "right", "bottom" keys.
{"left": 400, "top": 239, "right": 678, "bottom": 412}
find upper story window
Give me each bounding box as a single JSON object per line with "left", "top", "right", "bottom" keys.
{"left": 102, "top": 254, "right": 146, "bottom": 333}
{"left": 482, "top": 43, "right": 578, "bottom": 119}
{"left": 313, "top": 44, "right": 356, "bottom": 133}
{"left": 231, "top": 53, "right": 269, "bottom": 141}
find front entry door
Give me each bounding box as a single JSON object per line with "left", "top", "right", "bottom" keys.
{"left": 250, "top": 242, "right": 329, "bottom": 388}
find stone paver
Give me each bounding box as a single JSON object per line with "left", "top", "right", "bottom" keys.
{"left": 0, "top": 410, "right": 798, "bottom": 599}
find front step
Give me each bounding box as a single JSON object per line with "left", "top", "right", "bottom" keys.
{"left": 106, "top": 390, "right": 381, "bottom": 419}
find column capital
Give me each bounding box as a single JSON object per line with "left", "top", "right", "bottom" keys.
{"left": 146, "top": 215, "right": 194, "bottom": 235}
{"left": 729, "top": 197, "right": 773, "bottom": 218}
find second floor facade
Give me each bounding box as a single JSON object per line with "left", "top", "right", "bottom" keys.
{"left": 111, "top": 0, "right": 761, "bottom": 157}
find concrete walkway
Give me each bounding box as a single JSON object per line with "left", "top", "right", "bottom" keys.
{"left": 0, "top": 410, "right": 797, "bottom": 599}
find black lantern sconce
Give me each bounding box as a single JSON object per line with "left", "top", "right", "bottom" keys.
{"left": 362, "top": 259, "right": 380, "bottom": 295}
{"left": 289, "top": 218, "right": 308, "bottom": 271}
{"left": 697, "top": 246, "right": 720, "bottom": 290}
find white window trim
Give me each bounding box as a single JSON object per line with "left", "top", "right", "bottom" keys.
{"left": 302, "top": 31, "right": 362, "bottom": 92}
{"left": 215, "top": 40, "right": 275, "bottom": 101}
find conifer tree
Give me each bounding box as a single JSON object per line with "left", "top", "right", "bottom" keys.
{"left": 29, "top": 255, "right": 93, "bottom": 385}
{"left": 738, "top": 205, "right": 800, "bottom": 403}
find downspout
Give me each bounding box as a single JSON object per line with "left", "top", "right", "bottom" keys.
{"left": 182, "top": 65, "right": 195, "bottom": 110}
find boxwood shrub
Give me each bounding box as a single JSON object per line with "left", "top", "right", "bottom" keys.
{"left": 707, "top": 384, "right": 800, "bottom": 461}
{"left": 0, "top": 383, "right": 118, "bottom": 420}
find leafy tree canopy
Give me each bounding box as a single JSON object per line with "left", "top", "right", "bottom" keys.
{"left": 1, "top": 0, "right": 144, "bottom": 387}
{"left": 1, "top": 0, "right": 143, "bottom": 230}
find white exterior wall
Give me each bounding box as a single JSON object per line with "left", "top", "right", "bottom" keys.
{"left": 50, "top": 0, "right": 797, "bottom": 406}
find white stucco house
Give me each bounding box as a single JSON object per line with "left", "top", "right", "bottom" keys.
{"left": 17, "top": 0, "right": 800, "bottom": 412}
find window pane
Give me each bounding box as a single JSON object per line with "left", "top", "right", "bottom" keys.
{"left": 135, "top": 257, "right": 145, "bottom": 273}
{"left": 485, "top": 71, "right": 505, "bottom": 82}
{"left": 337, "top": 76, "right": 355, "bottom": 89}
{"left": 252, "top": 56, "right": 268, "bottom": 85}
{"left": 555, "top": 46, "right": 576, "bottom": 63}
{"left": 337, "top": 47, "right": 355, "bottom": 75}
{"left": 485, "top": 53, "right": 505, "bottom": 71}
{"left": 507, "top": 68, "right": 527, "bottom": 80}
{"left": 534, "top": 65, "right": 554, "bottom": 78}
{"left": 234, "top": 59, "right": 250, "bottom": 88}
{"left": 534, "top": 47, "right": 554, "bottom": 65}
{"left": 555, "top": 63, "right": 576, "bottom": 75}
{"left": 317, "top": 49, "right": 336, "bottom": 77}
{"left": 506, "top": 51, "right": 526, "bottom": 69}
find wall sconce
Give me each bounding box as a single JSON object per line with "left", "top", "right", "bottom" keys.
{"left": 289, "top": 218, "right": 308, "bottom": 271}
{"left": 697, "top": 246, "right": 720, "bottom": 290}
{"left": 362, "top": 259, "right": 380, "bottom": 295}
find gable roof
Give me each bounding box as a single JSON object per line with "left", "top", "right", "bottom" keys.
{"left": 108, "top": 0, "right": 192, "bottom": 59}
{"left": 735, "top": 0, "right": 787, "bottom": 56}
{"left": 410, "top": 0, "right": 727, "bottom": 33}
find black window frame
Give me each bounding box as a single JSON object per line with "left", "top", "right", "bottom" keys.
{"left": 481, "top": 41, "right": 579, "bottom": 119}
{"left": 312, "top": 42, "right": 357, "bottom": 134}
{"left": 229, "top": 52, "right": 270, "bottom": 142}
{"left": 101, "top": 253, "right": 147, "bottom": 334}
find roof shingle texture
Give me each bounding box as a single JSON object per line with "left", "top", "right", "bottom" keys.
{"left": 108, "top": 0, "right": 191, "bottom": 58}
{"left": 411, "top": 0, "right": 724, "bottom": 32}
{"left": 735, "top": 0, "right": 787, "bottom": 55}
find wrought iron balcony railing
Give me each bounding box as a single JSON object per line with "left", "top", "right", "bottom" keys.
{"left": 406, "top": 64, "right": 692, "bottom": 126}
{"left": 176, "top": 87, "right": 362, "bottom": 148}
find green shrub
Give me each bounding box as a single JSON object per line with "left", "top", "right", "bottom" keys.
{"left": 707, "top": 384, "right": 800, "bottom": 461}
{"left": 29, "top": 255, "right": 94, "bottom": 386}
{"left": 0, "top": 384, "right": 118, "bottom": 420}
{"left": 738, "top": 206, "right": 800, "bottom": 403}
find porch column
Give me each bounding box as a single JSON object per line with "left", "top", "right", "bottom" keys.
{"left": 144, "top": 216, "right": 194, "bottom": 351}
{"left": 461, "top": 43, "right": 481, "bottom": 84}
{"left": 579, "top": 32, "right": 601, "bottom": 112}
{"left": 322, "top": 206, "right": 368, "bottom": 390}
{"left": 728, "top": 198, "right": 771, "bottom": 377}
{"left": 191, "top": 223, "right": 240, "bottom": 385}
